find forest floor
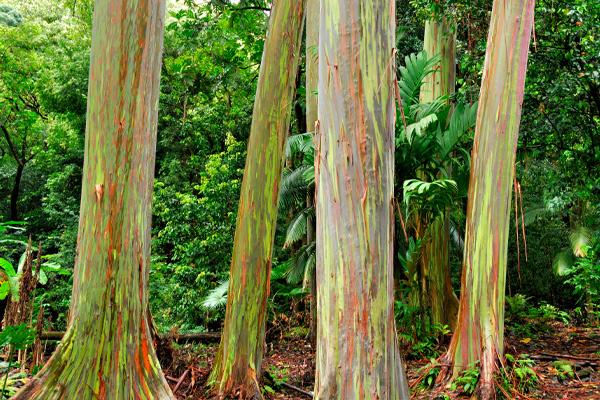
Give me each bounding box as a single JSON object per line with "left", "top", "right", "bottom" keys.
{"left": 162, "top": 322, "right": 600, "bottom": 400}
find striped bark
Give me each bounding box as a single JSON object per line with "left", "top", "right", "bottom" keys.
{"left": 420, "top": 17, "right": 456, "bottom": 103}
{"left": 14, "top": 1, "right": 170, "bottom": 399}
{"left": 441, "top": 0, "right": 535, "bottom": 398}
{"left": 314, "top": 0, "right": 409, "bottom": 398}
{"left": 208, "top": 1, "right": 306, "bottom": 398}
{"left": 305, "top": 0, "right": 318, "bottom": 347}
{"left": 419, "top": 16, "right": 459, "bottom": 329}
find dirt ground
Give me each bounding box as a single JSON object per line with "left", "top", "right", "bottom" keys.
{"left": 163, "top": 323, "right": 599, "bottom": 400}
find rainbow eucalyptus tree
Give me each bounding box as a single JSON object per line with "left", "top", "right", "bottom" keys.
{"left": 418, "top": 16, "right": 459, "bottom": 329}
{"left": 14, "top": 0, "right": 171, "bottom": 398}
{"left": 314, "top": 0, "right": 409, "bottom": 398}
{"left": 440, "top": 0, "right": 535, "bottom": 398}
{"left": 305, "top": 0, "right": 318, "bottom": 346}
{"left": 208, "top": 0, "right": 305, "bottom": 398}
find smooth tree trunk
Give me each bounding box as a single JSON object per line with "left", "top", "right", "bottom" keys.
{"left": 10, "top": 162, "right": 23, "bottom": 220}
{"left": 420, "top": 17, "right": 456, "bottom": 102}
{"left": 14, "top": 1, "right": 170, "bottom": 398}
{"left": 418, "top": 16, "right": 459, "bottom": 329}
{"left": 314, "top": 0, "right": 409, "bottom": 398}
{"left": 305, "top": 0, "right": 318, "bottom": 348}
{"left": 439, "top": 0, "right": 535, "bottom": 398}
{"left": 208, "top": 1, "right": 305, "bottom": 398}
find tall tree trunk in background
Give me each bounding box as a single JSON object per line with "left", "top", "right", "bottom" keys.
{"left": 14, "top": 0, "right": 170, "bottom": 398}
{"left": 418, "top": 16, "right": 459, "bottom": 329}
{"left": 305, "top": 0, "right": 318, "bottom": 348}
{"left": 314, "top": 0, "right": 409, "bottom": 398}
{"left": 420, "top": 18, "right": 456, "bottom": 101}
{"left": 208, "top": 1, "right": 305, "bottom": 398}
{"left": 439, "top": 1, "right": 535, "bottom": 398}
{"left": 10, "top": 162, "right": 23, "bottom": 220}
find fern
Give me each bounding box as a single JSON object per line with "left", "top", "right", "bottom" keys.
{"left": 201, "top": 280, "right": 229, "bottom": 309}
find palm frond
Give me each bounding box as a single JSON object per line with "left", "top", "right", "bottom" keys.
{"left": 279, "top": 164, "right": 313, "bottom": 211}
{"left": 438, "top": 102, "right": 478, "bottom": 160}
{"left": 411, "top": 97, "right": 448, "bottom": 122}
{"left": 570, "top": 227, "right": 591, "bottom": 258}
{"left": 284, "top": 207, "right": 315, "bottom": 248}
{"left": 285, "top": 242, "right": 316, "bottom": 286}
{"left": 285, "top": 132, "right": 315, "bottom": 158}
{"left": 403, "top": 179, "right": 458, "bottom": 218}
{"left": 405, "top": 114, "right": 438, "bottom": 144}
{"left": 201, "top": 280, "right": 229, "bottom": 309}
{"left": 398, "top": 51, "right": 440, "bottom": 110}
{"left": 553, "top": 250, "right": 575, "bottom": 276}
{"left": 302, "top": 246, "right": 316, "bottom": 289}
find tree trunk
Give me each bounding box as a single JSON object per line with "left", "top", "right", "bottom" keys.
{"left": 418, "top": 16, "right": 458, "bottom": 329}
{"left": 314, "top": 0, "right": 409, "bottom": 398}
{"left": 13, "top": 1, "right": 170, "bottom": 398}
{"left": 420, "top": 18, "right": 456, "bottom": 102}
{"left": 439, "top": 1, "right": 535, "bottom": 398}
{"left": 208, "top": 1, "right": 305, "bottom": 398}
{"left": 305, "top": 0, "right": 318, "bottom": 348}
{"left": 10, "top": 162, "right": 23, "bottom": 220}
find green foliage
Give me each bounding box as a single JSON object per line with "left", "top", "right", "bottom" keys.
{"left": 0, "top": 323, "right": 35, "bottom": 350}
{"left": 0, "top": 323, "right": 35, "bottom": 399}
{"left": 418, "top": 361, "right": 440, "bottom": 389}
{"left": 450, "top": 365, "right": 479, "bottom": 395}
{"left": 403, "top": 179, "right": 457, "bottom": 219}
{"left": 501, "top": 354, "right": 538, "bottom": 393}
{"left": 201, "top": 280, "right": 229, "bottom": 310}
{"left": 150, "top": 134, "right": 246, "bottom": 330}
{"left": 564, "top": 243, "right": 600, "bottom": 320}
{"left": 505, "top": 294, "right": 571, "bottom": 338}
{"left": 0, "top": 4, "right": 21, "bottom": 27}
{"left": 395, "top": 298, "right": 450, "bottom": 358}
{"left": 552, "top": 360, "right": 575, "bottom": 381}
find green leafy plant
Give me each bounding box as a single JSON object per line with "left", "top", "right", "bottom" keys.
{"left": 418, "top": 359, "right": 441, "bottom": 389}
{"left": 552, "top": 360, "right": 575, "bottom": 381}
{"left": 450, "top": 365, "right": 480, "bottom": 395}
{"left": 0, "top": 323, "right": 36, "bottom": 399}
{"left": 503, "top": 353, "right": 538, "bottom": 393}
{"left": 564, "top": 244, "right": 600, "bottom": 322}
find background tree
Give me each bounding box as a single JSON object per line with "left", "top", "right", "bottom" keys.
{"left": 13, "top": 0, "right": 172, "bottom": 398}
{"left": 438, "top": 0, "right": 535, "bottom": 397}
{"left": 414, "top": 13, "right": 459, "bottom": 329}
{"left": 208, "top": 0, "right": 306, "bottom": 398}
{"left": 314, "top": 0, "right": 409, "bottom": 398}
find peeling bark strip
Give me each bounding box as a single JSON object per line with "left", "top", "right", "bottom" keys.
{"left": 419, "top": 17, "right": 459, "bottom": 329}
{"left": 208, "top": 0, "right": 306, "bottom": 398}
{"left": 441, "top": 0, "right": 535, "bottom": 398}
{"left": 14, "top": 1, "right": 171, "bottom": 399}
{"left": 314, "top": 0, "right": 409, "bottom": 399}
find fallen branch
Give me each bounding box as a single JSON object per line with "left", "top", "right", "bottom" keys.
{"left": 529, "top": 353, "right": 599, "bottom": 367}
{"left": 279, "top": 381, "right": 313, "bottom": 398}
{"left": 39, "top": 331, "right": 222, "bottom": 343}
{"left": 173, "top": 369, "right": 189, "bottom": 394}
{"left": 540, "top": 352, "right": 599, "bottom": 362}
{"left": 264, "top": 370, "right": 313, "bottom": 398}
